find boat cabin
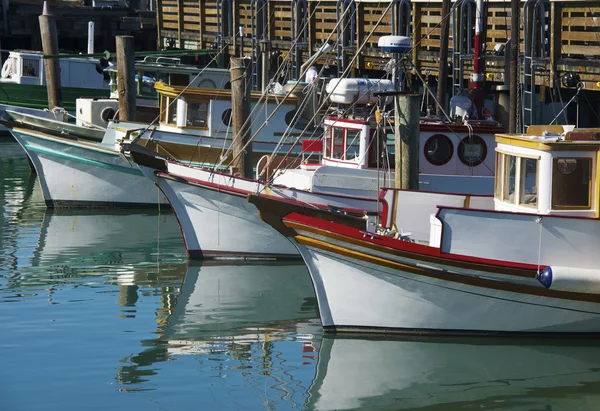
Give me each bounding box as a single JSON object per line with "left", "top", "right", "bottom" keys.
{"left": 493, "top": 125, "right": 600, "bottom": 218}
{"left": 154, "top": 81, "right": 300, "bottom": 136}
{"left": 0, "top": 50, "right": 108, "bottom": 89}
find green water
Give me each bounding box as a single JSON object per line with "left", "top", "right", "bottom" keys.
{"left": 2, "top": 135, "right": 600, "bottom": 411}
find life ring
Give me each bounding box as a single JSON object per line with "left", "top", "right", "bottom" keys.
{"left": 1, "top": 59, "right": 13, "bottom": 79}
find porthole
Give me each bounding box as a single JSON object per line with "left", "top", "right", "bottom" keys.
{"left": 458, "top": 135, "right": 487, "bottom": 167}
{"left": 222, "top": 108, "right": 232, "bottom": 126}
{"left": 424, "top": 134, "right": 454, "bottom": 166}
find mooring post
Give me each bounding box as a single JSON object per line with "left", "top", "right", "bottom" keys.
{"left": 395, "top": 92, "right": 420, "bottom": 190}
{"left": 116, "top": 35, "right": 136, "bottom": 121}
{"left": 39, "top": 1, "right": 62, "bottom": 110}
{"left": 231, "top": 57, "right": 252, "bottom": 178}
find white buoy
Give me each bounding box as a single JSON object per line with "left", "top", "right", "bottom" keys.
{"left": 88, "top": 21, "right": 95, "bottom": 55}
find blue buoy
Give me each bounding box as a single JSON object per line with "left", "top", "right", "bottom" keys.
{"left": 536, "top": 267, "right": 553, "bottom": 289}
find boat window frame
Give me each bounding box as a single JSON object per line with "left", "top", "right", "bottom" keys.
{"left": 551, "top": 156, "right": 593, "bottom": 210}
{"left": 495, "top": 150, "right": 541, "bottom": 206}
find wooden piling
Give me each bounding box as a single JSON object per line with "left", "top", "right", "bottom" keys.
{"left": 230, "top": 57, "right": 252, "bottom": 178}
{"left": 395, "top": 92, "right": 420, "bottom": 190}
{"left": 116, "top": 36, "right": 136, "bottom": 121}
{"left": 39, "top": 1, "right": 62, "bottom": 110}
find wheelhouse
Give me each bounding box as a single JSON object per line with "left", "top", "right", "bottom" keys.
{"left": 494, "top": 126, "right": 600, "bottom": 218}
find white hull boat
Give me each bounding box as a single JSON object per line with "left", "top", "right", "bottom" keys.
{"left": 10, "top": 126, "right": 168, "bottom": 208}
{"left": 135, "top": 159, "right": 378, "bottom": 259}
{"left": 249, "top": 126, "right": 600, "bottom": 335}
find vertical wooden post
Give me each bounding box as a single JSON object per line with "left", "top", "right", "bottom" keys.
{"left": 39, "top": 1, "right": 62, "bottom": 110}
{"left": 156, "top": 0, "right": 164, "bottom": 49}
{"left": 436, "top": 0, "right": 451, "bottom": 116}
{"left": 411, "top": 2, "right": 422, "bottom": 76}
{"left": 116, "top": 36, "right": 136, "bottom": 122}
{"left": 509, "top": 0, "right": 519, "bottom": 133}
{"left": 395, "top": 92, "right": 420, "bottom": 190}
{"left": 231, "top": 57, "right": 252, "bottom": 178}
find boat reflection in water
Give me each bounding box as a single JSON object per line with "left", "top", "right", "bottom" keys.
{"left": 117, "top": 261, "right": 320, "bottom": 391}
{"left": 307, "top": 336, "right": 600, "bottom": 410}
{"left": 32, "top": 208, "right": 183, "bottom": 267}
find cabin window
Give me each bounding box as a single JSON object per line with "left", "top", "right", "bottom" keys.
{"left": 166, "top": 98, "right": 178, "bottom": 124}
{"left": 552, "top": 158, "right": 592, "bottom": 209}
{"left": 345, "top": 129, "right": 361, "bottom": 160}
{"left": 323, "top": 126, "right": 331, "bottom": 158}
{"left": 495, "top": 152, "right": 505, "bottom": 199}
{"left": 458, "top": 135, "right": 487, "bottom": 167}
{"left": 22, "top": 58, "right": 39, "bottom": 77}
{"left": 187, "top": 102, "right": 208, "bottom": 127}
{"left": 332, "top": 127, "right": 344, "bottom": 159}
{"left": 502, "top": 154, "right": 516, "bottom": 202}
{"left": 520, "top": 157, "right": 538, "bottom": 206}
{"left": 424, "top": 134, "right": 454, "bottom": 166}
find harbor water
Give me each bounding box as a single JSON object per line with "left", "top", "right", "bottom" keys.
{"left": 2, "top": 134, "right": 600, "bottom": 411}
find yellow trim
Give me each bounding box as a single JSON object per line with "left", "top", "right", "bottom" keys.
{"left": 295, "top": 235, "right": 429, "bottom": 275}
{"left": 154, "top": 81, "right": 298, "bottom": 102}
{"left": 495, "top": 136, "right": 553, "bottom": 151}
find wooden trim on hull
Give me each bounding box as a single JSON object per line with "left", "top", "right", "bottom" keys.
{"left": 323, "top": 325, "right": 600, "bottom": 338}
{"left": 287, "top": 218, "right": 540, "bottom": 278}
{"left": 45, "top": 199, "right": 172, "bottom": 209}
{"left": 296, "top": 234, "right": 600, "bottom": 304}
{"left": 187, "top": 249, "right": 302, "bottom": 261}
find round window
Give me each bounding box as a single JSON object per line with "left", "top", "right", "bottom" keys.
{"left": 458, "top": 135, "right": 487, "bottom": 167}
{"left": 424, "top": 134, "right": 454, "bottom": 166}
{"left": 222, "top": 108, "right": 232, "bottom": 126}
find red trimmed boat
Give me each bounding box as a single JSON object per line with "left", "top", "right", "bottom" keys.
{"left": 249, "top": 126, "right": 600, "bottom": 335}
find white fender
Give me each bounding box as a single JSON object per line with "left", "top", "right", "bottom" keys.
{"left": 1, "top": 59, "right": 13, "bottom": 79}
{"left": 536, "top": 266, "right": 600, "bottom": 294}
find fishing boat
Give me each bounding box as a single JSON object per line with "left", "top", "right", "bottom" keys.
{"left": 5, "top": 74, "right": 311, "bottom": 208}
{"left": 249, "top": 125, "right": 600, "bottom": 335}
{"left": 0, "top": 49, "right": 231, "bottom": 113}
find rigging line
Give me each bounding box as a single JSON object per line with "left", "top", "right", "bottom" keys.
{"left": 549, "top": 83, "right": 583, "bottom": 125}
{"left": 140, "top": 42, "right": 229, "bottom": 137}
{"left": 580, "top": 89, "right": 600, "bottom": 124}
{"left": 262, "top": 1, "right": 397, "bottom": 182}
{"left": 406, "top": 58, "right": 495, "bottom": 175}
{"left": 211, "top": 0, "right": 328, "bottom": 172}
{"left": 221, "top": 3, "right": 351, "bottom": 173}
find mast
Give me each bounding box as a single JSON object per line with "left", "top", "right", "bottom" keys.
{"left": 509, "top": 0, "right": 519, "bottom": 133}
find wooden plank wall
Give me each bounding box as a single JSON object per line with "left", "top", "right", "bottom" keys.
{"left": 157, "top": 0, "right": 600, "bottom": 91}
